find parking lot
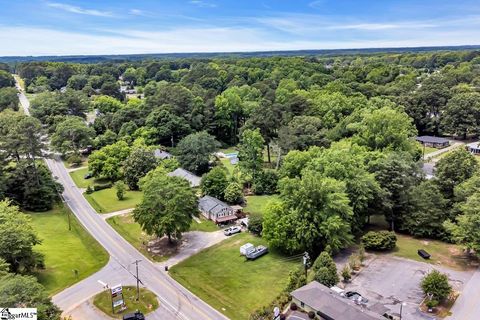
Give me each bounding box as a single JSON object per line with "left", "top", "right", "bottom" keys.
{"left": 343, "top": 255, "right": 474, "bottom": 320}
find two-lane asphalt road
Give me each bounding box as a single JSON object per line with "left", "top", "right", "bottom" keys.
{"left": 16, "top": 78, "right": 227, "bottom": 320}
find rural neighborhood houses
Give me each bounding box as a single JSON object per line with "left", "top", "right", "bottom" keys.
{"left": 415, "top": 136, "right": 450, "bottom": 148}
{"left": 198, "top": 195, "right": 238, "bottom": 224}
{"left": 290, "top": 281, "right": 385, "bottom": 320}
{"left": 167, "top": 167, "right": 201, "bottom": 187}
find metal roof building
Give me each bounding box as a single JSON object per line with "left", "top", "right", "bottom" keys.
{"left": 167, "top": 168, "right": 201, "bottom": 187}
{"left": 291, "top": 281, "right": 384, "bottom": 320}
{"left": 415, "top": 136, "right": 450, "bottom": 148}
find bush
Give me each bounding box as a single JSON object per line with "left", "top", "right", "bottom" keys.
{"left": 248, "top": 214, "right": 263, "bottom": 235}
{"left": 426, "top": 299, "right": 439, "bottom": 309}
{"left": 93, "top": 182, "right": 113, "bottom": 191}
{"left": 349, "top": 255, "right": 359, "bottom": 271}
{"left": 224, "top": 182, "right": 243, "bottom": 204}
{"left": 285, "top": 266, "right": 306, "bottom": 292}
{"left": 115, "top": 181, "right": 126, "bottom": 200}
{"left": 312, "top": 251, "right": 336, "bottom": 273}
{"left": 67, "top": 153, "right": 82, "bottom": 166}
{"left": 253, "top": 170, "right": 278, "bottom": 195}
{"left": 421, "top": 270, "right": 452, "bottom": 300}
{"left": 308, "top": 311, "right": 315, "bottom": 319}
{"left": 200, "top": 167, "right": 228, "bottom": 200}
{"left": 85, "top": 185, "right": 94, "bottom": 194}
{"left": 290, "top": 302, "right": 297, "bottom": 311}
{"left": 314, "top": 266, "right": 339, "bottom": 287}
{"left": 361, "top": 231, "right": 397, "bottom": 251}
{"left": 341, "top": 265, "right": 351, "bottom": 282}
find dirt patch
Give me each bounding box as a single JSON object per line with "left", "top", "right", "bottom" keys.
{"left": 147, "top": 237, "right": 181, "bottom": 259}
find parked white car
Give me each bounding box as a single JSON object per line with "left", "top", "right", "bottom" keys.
{"left": 224, "top": 226, "right": 241, "bottom": 236}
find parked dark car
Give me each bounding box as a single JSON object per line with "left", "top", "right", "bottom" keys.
{"left": 84, "top": 172, "right": 93, "bottom": 179}
{"left": 123, "top": 311, "right": 145, "bottom": 320}
{"left": 418, "top": 249, "right": 431, "bottom": 259}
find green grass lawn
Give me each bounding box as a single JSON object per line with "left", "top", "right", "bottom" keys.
{"left": 69, "top": 167, "right": 109, "bottom": 189}
{"left": 367, "top": 215, "right": 476, "bottom": 271}
{"left": 69, "top": 167, "right": 90, "bottom": 188}
{"left": 393, "top": 234, "right": 476, "bottom": 271}
{"left": 244, "top": 195, "right": 280, "bottom": 216}
{"left": 106, "top": 214, "right": 161, "bottom": 261}
{"left": 29, "top": 205, "right": 108, "bottom": 295}
{"left": 85, "top": 188, "right": 143, "bottom": 213}
{"left": 93, "top": 286, "right": 158, "bottom": 319}
{"left": 170, "top": 233, "right": 298, "bottom": 320}
{"left": 189, "top": 217, "right": 220, "bottom": 232}
{"left": 219, "top": 158, "right": 236, "bottom": 176}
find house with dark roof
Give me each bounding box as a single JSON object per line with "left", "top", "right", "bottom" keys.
{"left": 290, "top": 281, "right": 385, "bottom": 320}
{"left": 153, "top": 149, "right": 172, "bottom": 160}
{"left": 198, "top": 195, "right": 237, "bottom": 224}
{"left": 167, "top": 168, "right": 201, "bottom": 187}
{"left": 415, "top": 136, "right": 450, "bottom": 148}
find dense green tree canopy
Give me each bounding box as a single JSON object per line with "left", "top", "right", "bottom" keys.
{"left": 263, "top": 172, "right": 353, "bottom": 254}
{"left": 133, "top": 170, "right": 197, "bottom": 242}
{"left": 175, "top": 131, "right": 219, "bottom": 174}
{"left": 51, "top": 116, "right": 95, "bottom": 155}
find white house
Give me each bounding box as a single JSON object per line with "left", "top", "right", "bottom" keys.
{"left": 167, "top": 168, "right": 201, "bottom": 188}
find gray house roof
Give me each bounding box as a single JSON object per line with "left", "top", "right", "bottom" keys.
{"left": 416, "top": 136, "right": 449, "bottom": 144}
{"left": 198, "top": 195, "right": 232, "bottom": 216}
{"left": 291, "top": 281, "right": 384, "bottom": 320}
{"left": 467, "top": 141, "right": 480, "bottom": 151}
{"left": 153, "top": 149, "right": 172, "bottom": 160}
{"left": 167, "top": 168, "right": 201, "bottom": 187}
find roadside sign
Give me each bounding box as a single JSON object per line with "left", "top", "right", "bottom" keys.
{"left": 111, "top": 284, "right": 122, "bottom": 296}
{"left": 113, "top": 300, "right": 124, "bottom": 308}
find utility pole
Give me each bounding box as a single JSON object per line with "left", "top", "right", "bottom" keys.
{"left": 303, "top": 252, "right": 310, "bottom": 279}
{"left": 133, "top": 260, "right": 142, "bottom": 301}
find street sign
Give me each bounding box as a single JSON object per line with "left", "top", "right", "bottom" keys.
{"left": 111, "top": 284, "right": 122, "bottom": 296}
{"left": 113, "top": 299, "right": 124, "bottom": 308}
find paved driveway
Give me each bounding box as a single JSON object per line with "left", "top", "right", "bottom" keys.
{"left": 344, "top": 255, "right": 473, "bottom": 320}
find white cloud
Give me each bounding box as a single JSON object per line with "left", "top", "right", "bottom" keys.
{"left": 47, "top": 2, "right": 114, "bottom": 17}
{"left": 326, "top": 23, "right": 437, "bottom": 30}
{"left": 0, "top": 25, "right": 479, "bottom": 57}
{"left": 309, "top": 1, "right": 326, "bottom": 9}
{"left": 190, "top": 0, "right": 217, "bottom": 8}
{"left": 129, "top": 9, "right": 146, "bottom": 16}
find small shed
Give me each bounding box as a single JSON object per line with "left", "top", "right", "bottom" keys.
{"left": 153, "top": 149, "right": 172, "bottom": 160}
{"left": 415, "top": 136, "right": 450, "bottom": 148}
{"left": 240, "top": 243, "right": 255, "bottom": 256}
{"left": 467, "top": 142, "right": 480, "bottom": 155}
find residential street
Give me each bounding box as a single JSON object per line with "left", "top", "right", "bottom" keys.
{"left": 16, "top": 80, "right": 228, "bottom": 320}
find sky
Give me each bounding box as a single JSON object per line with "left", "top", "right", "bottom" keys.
{"left": 0, "top": 0, "right": 480, "bottom": 56}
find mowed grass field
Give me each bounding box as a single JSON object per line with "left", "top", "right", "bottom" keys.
{"left": 69, "top": 167, "right": 108, "bottom": 189}
{"left": 85, "top": 188, "right": 143, "bottom": 213}
{"left": 29, "top": 205, "right": 108, "bottom": 294}
{"left": 244, "top": 195, "right": 279, "bottom": 216}
{"left": 368, "top": 215, "right": 475, "bottom": 271}
{"left": 393, "top": 234, "right": 476, "bottom": 271}
{"left": 106, "top": 214, "right": 159, "bottom": 261}
{"left": 169, "top": 233, "right": 298, "bottom": 320}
